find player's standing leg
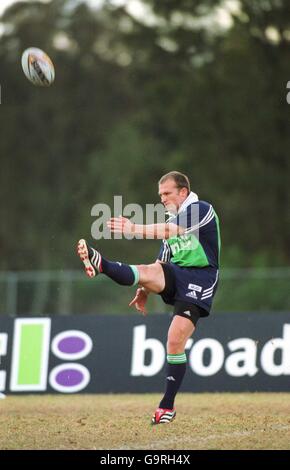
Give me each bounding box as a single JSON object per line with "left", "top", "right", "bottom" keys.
{"left": 151, "top": 315, "right": 195, "bottom": 424}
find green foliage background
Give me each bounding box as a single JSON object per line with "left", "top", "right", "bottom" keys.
{"left": 0, "top": 0, "right": 289, "bottom": 272}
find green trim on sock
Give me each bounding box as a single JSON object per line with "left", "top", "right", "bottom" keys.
{"left": 129, "top": 265, "right": 140, "bottom": 286}
{"left": 167, "top": 353, "right": 187, "bottom": 364}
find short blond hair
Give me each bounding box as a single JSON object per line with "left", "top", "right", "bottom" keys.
{"left": 159, "top": 171, "right": 190, "bottom": 194}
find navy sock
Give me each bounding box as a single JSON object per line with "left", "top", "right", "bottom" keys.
{"left": 159, "top": 353, "right": 187, "bottom": 410}
{"left": 100, "top": 256, "right": 139, "bottom": 286}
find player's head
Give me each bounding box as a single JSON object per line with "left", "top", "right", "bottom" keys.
{"left": 158, "top": 171, "right": 190, "bottom": 213}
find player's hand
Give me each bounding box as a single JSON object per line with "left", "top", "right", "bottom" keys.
{"left": 129, "top": 288, "right": 148, "bottom": 316}
{"left": 107, "top": 216, "right": 134, "bottom": 235}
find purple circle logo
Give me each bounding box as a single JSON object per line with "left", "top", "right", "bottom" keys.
{"left": 51, "top": 330, "right": 93, "bottom": 360}
{"left": 55, "top": 368, "right": 84, "bottom": 387}
{"left": 49, "top": 330, "right": 92, "bottom": 393}
{"left": 49, "top": 363, "right": 90, "bottom": 393}
{"left": 58, "top": 337, "right": 86, "bottom": 355}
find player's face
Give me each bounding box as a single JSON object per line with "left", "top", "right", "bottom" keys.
{"left": 158, "top": 179, "right": 188, "bottom": 213}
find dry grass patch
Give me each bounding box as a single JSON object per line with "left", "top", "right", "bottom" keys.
{"left": 0, "top": 393, "right": 290, "bottom": 450}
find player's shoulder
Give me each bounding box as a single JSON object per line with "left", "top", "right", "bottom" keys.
{"left": 198, "top": 200, "right": 212, "bottom": 210}
{"left": 190, "top": 199, "right": 213, "bottom": 216}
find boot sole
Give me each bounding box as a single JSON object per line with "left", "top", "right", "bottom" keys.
{"left": 77, "top": 239, "right": 96, "bottom": 278}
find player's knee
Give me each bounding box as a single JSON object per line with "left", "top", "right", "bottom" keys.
{"left": 167, "top": 334, "right": 184, "bottom": 354}
{"left": 167, "top": 324, "right": 194, "bottom": 353}
{"left": 137, "top": 263, "right": 160, "bottom": 283}
{"left": 137, "top": 264, "right": 151, "bottom": 282}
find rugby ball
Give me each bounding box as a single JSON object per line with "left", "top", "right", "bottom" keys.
{"left": 21, "top": 47, "right": 55, "bottom": 87}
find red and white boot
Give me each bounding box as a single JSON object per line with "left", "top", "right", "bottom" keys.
{"left": 151, "top": 407, "right": 176, "bottom": 425}
{"left": 77, "top": 239, "right": 101, "bottom": 278}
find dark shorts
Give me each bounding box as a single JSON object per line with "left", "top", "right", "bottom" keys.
{"left": 159, "top": 262, "right": 219, "bottom": 324}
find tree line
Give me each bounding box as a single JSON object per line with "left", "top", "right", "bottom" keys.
{"left": 0, "top": 0, "right": 289, "bottom": 271}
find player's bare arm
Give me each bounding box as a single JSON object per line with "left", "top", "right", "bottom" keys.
{"left": 107, "top": 216, "right": 185, "bottom": 239}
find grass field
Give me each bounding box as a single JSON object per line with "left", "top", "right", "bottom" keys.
{"left": 0, "top": 393, "right": 290, "bottom": 450}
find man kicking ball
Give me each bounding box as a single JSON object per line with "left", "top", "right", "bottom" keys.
{"left": 77, "top": 171, "right": 221, "bottom": 424}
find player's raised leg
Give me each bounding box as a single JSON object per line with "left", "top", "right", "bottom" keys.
{"left": 77, "top": 239, "right": 165, "bottom": 292}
